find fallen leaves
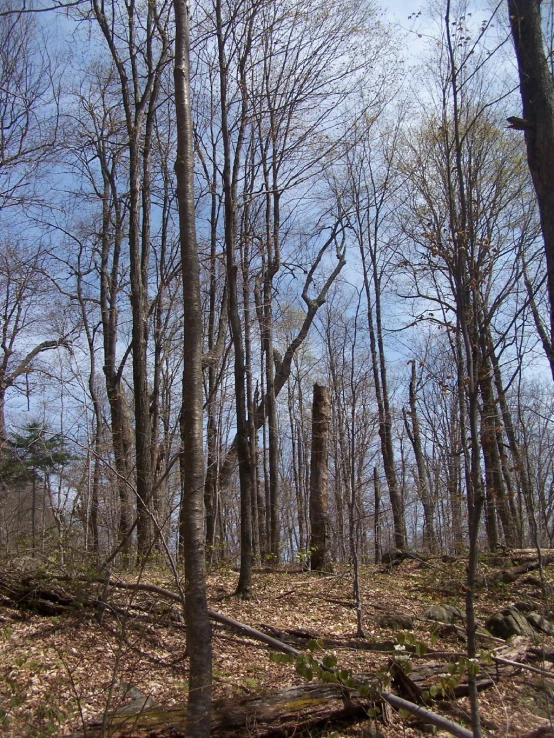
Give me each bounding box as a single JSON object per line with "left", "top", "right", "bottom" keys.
{"left": 0, "top": 557, "right": 553, "bottom": 737}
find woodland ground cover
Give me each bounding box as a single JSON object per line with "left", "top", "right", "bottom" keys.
{"left": 1, "top": 555, "right": 553, "bottom": 737}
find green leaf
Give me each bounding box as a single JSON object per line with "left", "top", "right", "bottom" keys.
{"left": 322, "top": 654, "right": 337, "bottom": 668}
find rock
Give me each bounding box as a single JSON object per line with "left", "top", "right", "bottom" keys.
{"left": 522, "top": 576, "right": 554, "bottom": 595}
{"left": 381, "top": 549, "right": 404, "bottom": 564}
{"left": 441, "top": 579, "right": 465, "bottom": 594}
{"left": 521, "top": 728, "right": 554, "bottom": 738}
{"left": 485, "top": 606, "right": 535, "bottom": 639}
{"left": 423, "top": 604, "right": 464, "bottom": 624}
{"left": 513, "top": 601, "right": 537, "bottom": 613}
{"left": 114, "top": 683, "right": 159, "bottom": 715}
{"left": 377, "top": 612, "right": 414, "bottom": 630}
{"left": 360, "top": 728, "right": 385, "bottom": 738}
{"left": 533, "top": 678, "right": 554, "bottom": 703}
{"left": 527, "top": 613, "right": 554, "bottom": 635}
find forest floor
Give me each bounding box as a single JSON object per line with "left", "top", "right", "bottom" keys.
{"left": 1, "top": 554, "right": 554, "bottom": 737}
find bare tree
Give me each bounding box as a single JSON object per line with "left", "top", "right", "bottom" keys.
{"left": 0, "top": 7, "right": 59, "bottom": 210}
{"left": 90, "top": 0, "right": 172, "bottom": 558}
{"left": 174, "top": 0, "right": 212, "bottom": 730}
{"left": 0, "top": 243, "right": 67, "bottom": 442}
{"left": 403, "top": 360, "right": 438, "bottom": 552}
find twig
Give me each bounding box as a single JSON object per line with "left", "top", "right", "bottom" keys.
{"left": 492, "top": 655, "right": 554, "bottom": 678}
{"left": 84, "top": 578, "right": 304, "bottom": 658}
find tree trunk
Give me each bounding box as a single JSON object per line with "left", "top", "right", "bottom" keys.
{"left": 508, "top": 0, "right": 554, "bottom": 379}
{"left": 174, "top": 0, "right": 212, "bottom": 733}
{"left": 359, "top": 234, "right": 405, "bottom": 550}
{"left": 94, "top": 145, "right": 134, "bottom": 562}
{"left": 215, "top": 0, "right": 255, "bottom": 598}
{"left": 479, "top": 369, "right": 515, "bottom": 548}
{"left": 404, "top": 361, "right": 437, "bottom": 552}
{"left": 374, "top": 467, "right": 382, "bottom": 563}
{"left": 309, "top": 384, "right": 332, "bottom": 572}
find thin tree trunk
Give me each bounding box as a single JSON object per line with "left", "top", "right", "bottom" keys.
{"left": 374, "top": 467, "right": 381, "bottom": 563}
{"left": 360, "top": 242, "right": 405, "bottom": 549}
{"left": 215, "top": 0, "right": 255, "bottom": 597}
{"left": 174, "top": 0, "right": 212, "bottom": 732}
{"left": 404, "top": 361, "right": 437, "bottom": 552}
{"left": 490, "top": 344, "right": 535, "bottom": 544}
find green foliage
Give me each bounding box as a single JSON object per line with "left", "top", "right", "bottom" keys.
{"left": 391, "top": 633, "right": 481, "bottom": 702}
{"left": 271, "top": 627, "right": 482, "bottom": 714}
{"left": 0, "top": 421, "right": 72, "bottom": 484}
{"left": 271, "top": 641, "right": 379, "bottom": 700}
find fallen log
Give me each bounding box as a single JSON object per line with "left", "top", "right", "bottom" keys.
{"left": 507, "top": 549, "right": 554, "bottom": 563}
{"left": 382, "top": 693, "right": 473, "bottom": 738}
{"left": 492, "top": 655, "right": 554, "bottom": 678}
{"left": 0, "top": 577, "right": 83, "bottom": 616}
{"left": 0, "top": 575, "right": 304, "bottom": 660}
{"left": 491, "top": 555, "right": 554, "bottom": 584}
{"left": 2, "top": 573, "right": 537, "bottom": 737}
{"left": 66, "top": 682, "right": 372, "bottom": 738}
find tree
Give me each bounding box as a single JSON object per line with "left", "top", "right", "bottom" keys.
{"left": 398, "top": 3, "right": 533, "bottom": 731}
{"left": 338, "top": 113, "right": 408, "bottom": 551}
{"left": 174, "top": 0, "right": 212, "bottom": 732}
{"left": 403, "top": 360, "right": 438, "bottom": 552}
{"left": 507, "top": 0, "right": 554, "bottom": 378}
{"left": 0, "top": 6, "right": 59, "bottom": 211}
{"left": 309, "top": 383, "right": 331, "bottom": 572}
{"left": 0, "top": 421, "right": 71, "bottom": 555}
{"left": 0, "top": 5, "right": 63, "bottom": 443}
{"left": 0, "top": 243, "right": 68, "bottom": 443}
{"left": 90, "top": 0, "right": 172, "bottom": 558}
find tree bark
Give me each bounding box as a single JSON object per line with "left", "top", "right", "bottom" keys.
{"left": 174, "top": 0, "right": 212, "bottom": 733}
{"left": 508, "top": 0, "right": 554, "bottom": 379}
{"left": 309, "top": 384, "right": 332, "bottom": 572}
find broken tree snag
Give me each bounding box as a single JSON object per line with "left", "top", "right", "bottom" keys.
{"left": 309, "top": 383, "right": 332, "bottom": 572}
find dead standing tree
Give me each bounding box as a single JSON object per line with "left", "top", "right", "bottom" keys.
{"left": 309, "top": 383, "right": 331, "bottom": 572}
